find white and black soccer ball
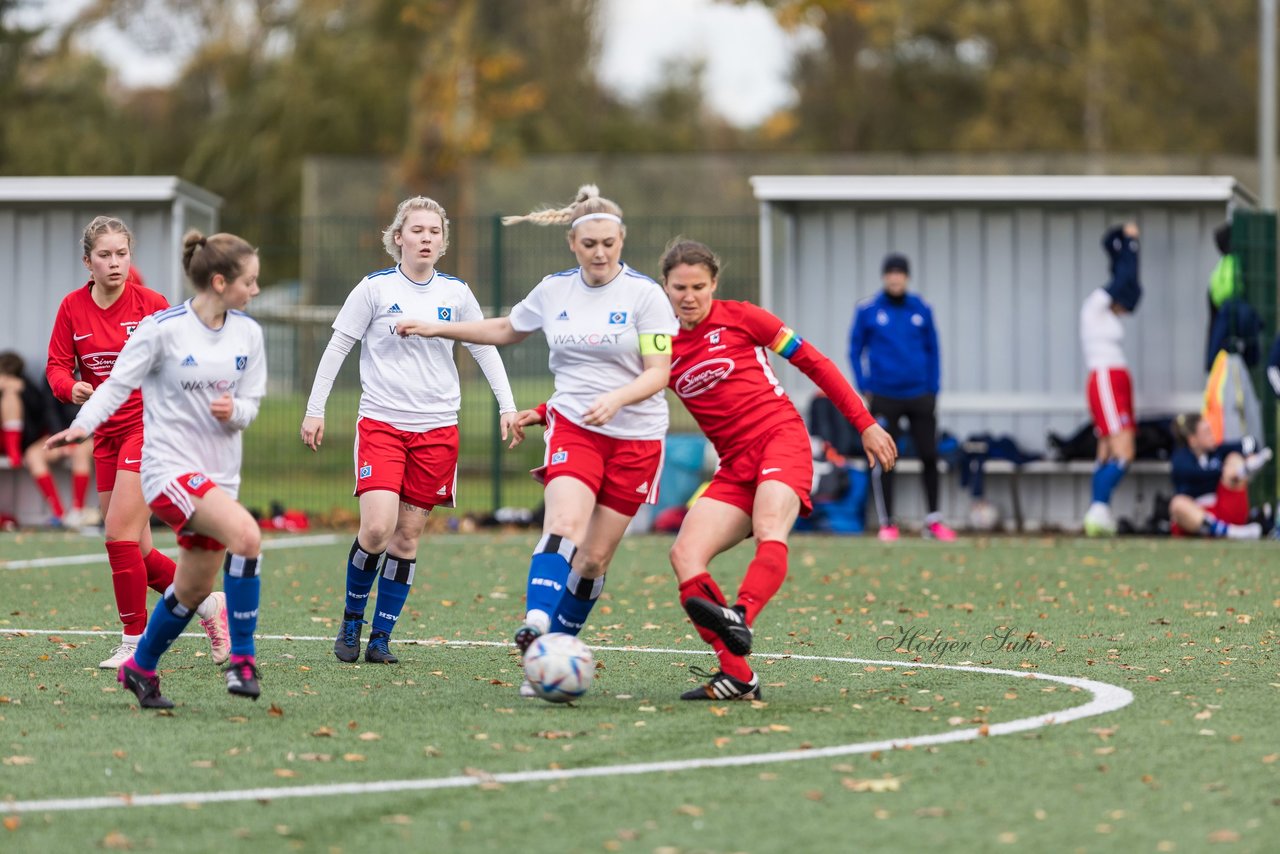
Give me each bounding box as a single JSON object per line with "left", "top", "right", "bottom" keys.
{"left": 522, "top": 632, "right": 595, "bottom": 703}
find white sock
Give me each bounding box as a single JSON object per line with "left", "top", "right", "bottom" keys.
{"left": 1226, "top": 522, "right": 1262, "bottom": 540}
{"left": 194, "top": 594, "right": 219, "bottom": 620}
{"left": 525, "top": 609, "right": 550, "bottom": 634}
{"left": 121, "top": 632, "right": 141, "bottom": 645}
{"left": 1245, "top": 448, "right": 1272, "bottom": 476}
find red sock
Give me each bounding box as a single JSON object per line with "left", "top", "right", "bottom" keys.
{"left": 34, "top": 473, "right": 65, "bottom": 518}
{"left": 679, "top": 573, "right": 752, "bottom": 682}
{"left": 72, "top": 472, "right": 90, "bottom": 510}
{"left": 106, "top": 540, "right": 149, "bottom": 635}
{"left": 142, "top": 549, "right": 177, "bottom": 593}
{"left": 1, "top": 426, "right": 20, "bottom": 468}
{"left": 736, "top": 540, "right": 789, "bottom": 625}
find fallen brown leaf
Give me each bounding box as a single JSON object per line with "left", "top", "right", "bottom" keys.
{"left": 102, "top": 831, "right": 133, "bottom": 850}
{"left": 842, "top": 777, "right": 901, "bottom": 792}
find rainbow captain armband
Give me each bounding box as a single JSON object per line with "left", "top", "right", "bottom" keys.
{"left": 638, "top": 333, "right": 672, "bottom": 355}
{"left": 768, "top": 326, "right": 803, "bottom": 359}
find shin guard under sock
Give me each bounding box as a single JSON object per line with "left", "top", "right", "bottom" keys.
{"left": 105, "top": 540, "right": 148, "bottom": 636}
{"left": 132, "top": 586, "right": 195, "bottom": 671}
{"left": 224, "top": 553, "right": 261, "bottom": 657}
{"left": 371, "top": 555, "right": 414, "bottom": 636}
{"left": 736, "top": 540, "right": 789, "bottom": 625}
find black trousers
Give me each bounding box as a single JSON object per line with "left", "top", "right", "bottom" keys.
{"left": 869, "top": 393, "right": 940, "bottom": 523}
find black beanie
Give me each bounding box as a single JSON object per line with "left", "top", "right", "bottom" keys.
{"left": 1214, "top": 221, "right": 1232, "bottom": 256}
{"left": 881, "top": 252, "right": 910, "bottom": 276}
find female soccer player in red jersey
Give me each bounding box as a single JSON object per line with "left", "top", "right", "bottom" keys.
{"left": 46, "top": 216, "right": 228, "bottom": 670}
{"left": 658, "top": 239, "right": 897, "bottom": 700}
{"left": 396, "top": 185, "right": 677, "bottom": 697}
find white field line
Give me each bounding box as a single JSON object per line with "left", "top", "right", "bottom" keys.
{"left": 0, "top": 633, "right": 1134, "bottom": 815}
{"left": 0, "top": 533, "right": 347, "bottom": 571}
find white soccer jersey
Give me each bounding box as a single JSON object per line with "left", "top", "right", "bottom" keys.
{"left": 508, "top": 263, "right": 678, "bottom": 440}
{"left": 71, "top": 300, "right": 267, "bottom": 501}
{"left": 332, "top": 266, "right": 516, "bottom": 431}
{"left": 1080, "top": 288, "right": 1127, "bottom": 371}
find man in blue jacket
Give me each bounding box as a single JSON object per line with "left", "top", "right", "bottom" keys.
{"left": 849, "top": 253, "right": 954, "bottom": 541}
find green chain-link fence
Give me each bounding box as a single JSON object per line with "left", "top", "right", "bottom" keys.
{"left": 1233, "top": 210, "right": 1278, "bottom": 506}
{"left": 227, "top": 214, "right": 759, "bottom": 519}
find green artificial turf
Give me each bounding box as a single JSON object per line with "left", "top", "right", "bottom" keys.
{"left": 0, "top": 532, "right": 1276, "bottom": 852}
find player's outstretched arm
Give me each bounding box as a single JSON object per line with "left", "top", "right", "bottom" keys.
{"left": 397, "top": 316, "right": 529, "bottom": 346}
{"left": 860, "top": 423, "right": 897, "bottom": 471}
{"left": 45, "top": 426, "right": 89, "bottom": 450}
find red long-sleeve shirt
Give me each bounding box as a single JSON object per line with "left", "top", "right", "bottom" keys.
{"left": 46, "top": 279, "right": 170, "bottom": 439}
{"left": 669, "top": 300, "right": 875, "bottom": 457}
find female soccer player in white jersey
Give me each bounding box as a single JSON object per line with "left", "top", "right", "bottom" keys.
{"left": 1080, "top": 222, "right": 1142, "bottom": 536}
{"left": 46, "top": 230, "right": 267, "bottom": 709}
{"left": 396, "top": 185, "right": 677, "bottom": 695}
{"left": 300, "top": 196, "right": 519, "bottom": 665}
{"left": 47, "top": 217, "right": 228, "bottom": 669}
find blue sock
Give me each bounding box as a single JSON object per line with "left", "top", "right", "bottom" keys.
{"left": 345, "top": 539, "right": 382, "bottom": 617}
{"left": 133, "top": 587, "right": 195, "bottom": 671}
{"left": 1201, "top": 515, "right": 1229, "bottom": 537}
{"left": 1091, "top": 459, "right": 1128, "bottom": 504}
{"left": 371, "top": 554, "right": 413, "bottom": 637}
{"left": 525, "top": 534, "right": 576, "bottom": 627}
{"left": 550, "top": 569, "right": 605, "bottom": 636}
{"left": 224, "top": 553, "right": 260, "bottom": 657}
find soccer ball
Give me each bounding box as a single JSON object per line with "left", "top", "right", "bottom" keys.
{"left": 522, "top": 632, "right": 595, "bottom": 703}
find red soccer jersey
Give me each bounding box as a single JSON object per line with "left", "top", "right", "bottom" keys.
{"left": 670, "top": 300, "right": 876, "bottom": 456}
{"left": 46, "top": 280, "right": 170, "bottom": 439}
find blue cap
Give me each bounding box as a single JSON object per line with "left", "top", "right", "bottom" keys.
{"left": 881, "top": 253, "right": 910, "bottom": 276}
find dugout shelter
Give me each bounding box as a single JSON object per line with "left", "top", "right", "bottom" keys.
{"left": 752, "top": 175, "right": 1258, "bottom": 531}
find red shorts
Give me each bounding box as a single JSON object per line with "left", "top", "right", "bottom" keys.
{"left": 92, "top": 428, "right": 144, "bottom": 493}
{"left": 540, "top": 409, "right": 663, "bottom": 517}
{"left": 1207, "top": 482, "right": 1252, "bottom": 525}
{"left": 701, "top": 422, "right": 814, "bottom": 517}
{"left": 355, "top": 418, "right": 458, "bottom": 509}
{"left": 150, "top": 471, "right": 223, "bottom": 551}
{"left": 1171, "top": 482, "right": 1251, "bottom": 535}
{"left": 1087, "top": 368, "right": 1134, "bottom": 437}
